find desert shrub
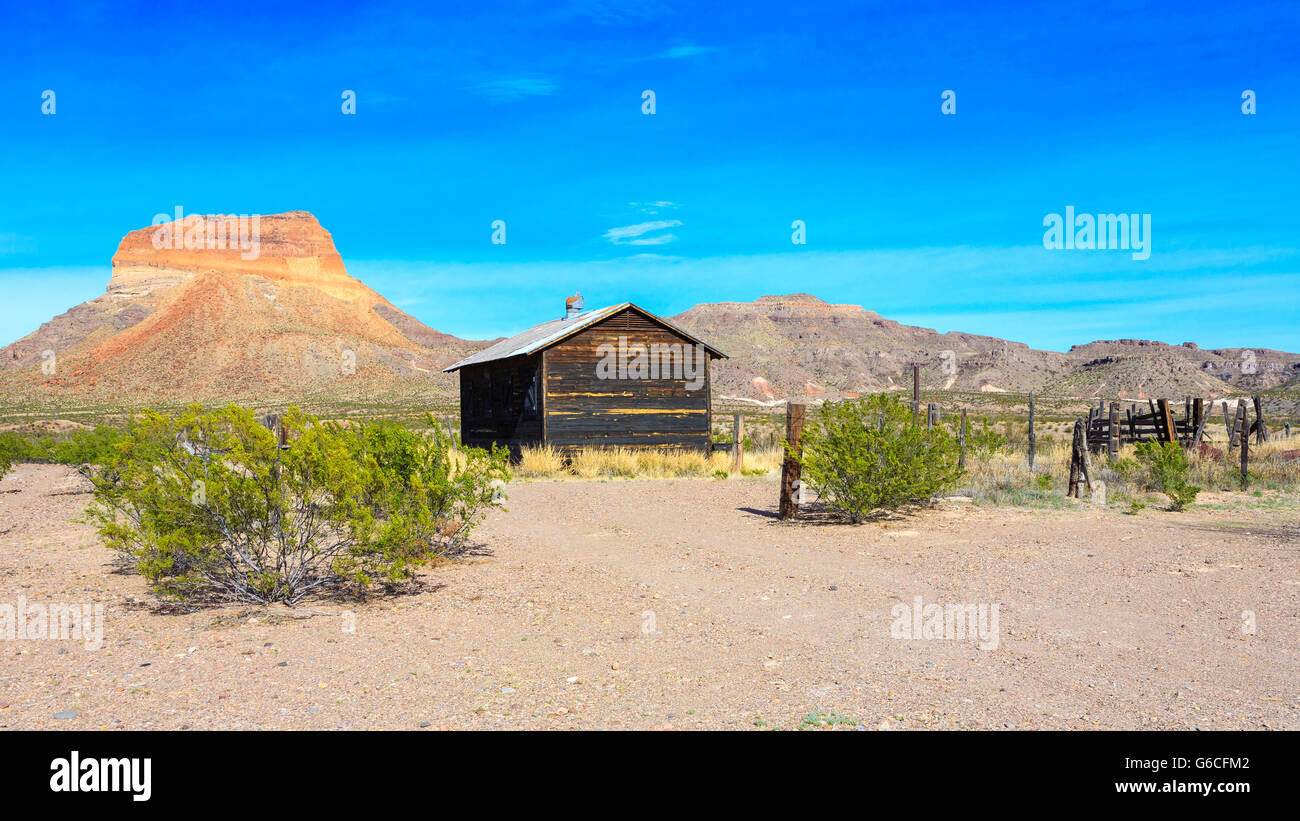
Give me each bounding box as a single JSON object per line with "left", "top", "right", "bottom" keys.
{"left": 50, "top": 425, "right": 128, "bottom": 467}
{"left": 965, "top": 417, "right": 1012, "bottom": 454}
{"left": 0, "top": 426, "right": 127, "bottom": 469}
{"left": 1134, "top": 441, "right": 1199, "bottom": 511}
{"left": 798, "top": 394, "right": 964, "bottom": 521}
{"left": 86, "top": 405, "right": 508, "bottom": 604}
{"left": 0, "top": 448, "right": 10, "bottom": 481}
{"left": 0, "top": 431, "right": 46, "bottom": 464}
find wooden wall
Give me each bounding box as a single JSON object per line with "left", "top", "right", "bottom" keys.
{"left": 543, "top": 308, "right": 712, "bottom": 451}
{"left": 458, "top": 355, "right": 543, "bottom": 453}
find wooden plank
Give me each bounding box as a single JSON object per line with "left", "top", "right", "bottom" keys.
{"left": 779, "top": 403, "right": 806, "bottom": 520}
{"left": 912, "top": 364, "right": 920, "bottom": 423}
{"left": 1191, "top": 399, "right": 1208, "bottom": 450}
{"left": 1108, "top": 402, "right": 1119, "bottom": 457}
{"left": 1252, "top": 396, "right": 1268, "bottom": 443}
{"left": 1240, "top": 414, "right": 1250, "bottom": 490}
{"left": 1157, "top": 398, "right": 1177, "bottom": 443}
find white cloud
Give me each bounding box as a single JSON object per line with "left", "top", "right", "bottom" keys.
{"left": 628, "top": 201, "right": 679, "bottom": 215}
{"left": 603, "top": 219, "right": 682, "bottom": 245}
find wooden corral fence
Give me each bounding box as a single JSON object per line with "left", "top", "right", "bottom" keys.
{"left": 1085, "top": 396, "right": 1273, "bottom": 456}
{"left": 1084, "top": 398, "right": 1200, "bottom": 454}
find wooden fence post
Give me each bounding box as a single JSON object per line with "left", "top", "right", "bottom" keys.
{"left": 779, "top": 403, "right": 806, "bottom": 520}
{"left": 958, "top": 408, "right": 968, "bottom": 469}
{"left": 1027, "top": 392, "right": 1036, "bottom": 470}
{"left": 1068, "top": 419, "right": 1093, "bottom": 498}
{"left": 732, "top": 412, "right": 744, "bottom": 473}
{"left": 1191, "top": 400, "right": 1208, "bottom": 451}
{"left": 1240, "top": 419, "right": 1250, "bottom": 490}
{"left": 1252, "top": 396, "right": 1268, "bottom": 443}
{"left": 1233, "top": 401, "right": 1247, "bottom": 451}
{"left": 1107, "top": 402, "right": 1119, "bottom": 457}
{"left": 926, "top": 402, "right": 940, "bottom": 430}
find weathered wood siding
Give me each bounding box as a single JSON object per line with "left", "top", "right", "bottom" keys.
{"left": 458, "top": 355, "right": 543, "bottom": 453}
{"left": 543, "top": 308, "right": 711, "bottom": 450}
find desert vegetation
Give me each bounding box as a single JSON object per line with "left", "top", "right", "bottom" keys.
{"left": 797, "top": 393, "right": 964, "bottom": 520}
{"left": 513, "top": 444, "right": 784, "bottom": 480}
{"left": 73, "top": 405, "right": 508, "bottom": 605}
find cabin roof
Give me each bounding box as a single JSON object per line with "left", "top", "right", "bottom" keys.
{"left": 442, "top": 303, "right": 727, "bottom": 372}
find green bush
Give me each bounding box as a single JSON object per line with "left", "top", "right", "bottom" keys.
{"left": 796, "top": 394, "right": 964, "bottom": 521}
{"left": 51, "top": 426, "right": 129, "bottom": 467}
{"left": 86, "top": 405, "right": 508, "bottom": 604}
{"left": 0, "top": 431, "right": 44, "bottom": 465}
{"left": 0, "top": 448, "right": 10, "bottom": 481}
{"left": 1134, "top": 441, "right": 1199, "bottom": 511}
{"left": 964, "top": 416, "right": 1012, "bottom": 454}
{"left": 0, "top": 426, "right": 127, "bottom": 469}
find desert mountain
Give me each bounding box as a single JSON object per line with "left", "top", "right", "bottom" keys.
{"left": 0, "top": 211, "right": 481, "bottom": 406}
{"left": 670, "top": 295, "right": 1300, "bottom": 402}
{"left": 4, "top": 223, "right": 1297, "bottom": 411}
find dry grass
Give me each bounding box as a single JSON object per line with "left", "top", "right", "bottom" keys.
{"left": 953, "top": 433, "right": 1300, "bottom": 508}
{"left": 513, "top": 445, "right": 784, "bottom": 480}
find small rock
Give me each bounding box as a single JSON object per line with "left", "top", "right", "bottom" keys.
{"left": 419, "top": 722, "right": 432, "bottom": 728}
{"left": 54, "top": 709, "right": 78, "bottom": 720}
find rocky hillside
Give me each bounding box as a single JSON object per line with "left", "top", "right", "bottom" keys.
{"left": 671, "top": 295, "right": 1300, "bottom": 403}
{"left": 0, "top": 212, "right": 483, "bottom": 406}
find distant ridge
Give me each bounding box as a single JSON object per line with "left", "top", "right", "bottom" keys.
{"left": 670, "top": 294, "right": 1300, "bottom": 402}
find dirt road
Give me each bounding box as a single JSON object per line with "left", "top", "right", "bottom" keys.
{"left": 1, "top": 464, "right": 1296, "bottom": 730}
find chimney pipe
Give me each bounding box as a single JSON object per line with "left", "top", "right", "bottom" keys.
{"left": 565, "top": 291, "right": 584, "bottom": 319}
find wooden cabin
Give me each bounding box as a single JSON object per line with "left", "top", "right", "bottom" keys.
{"left": 443, "top": 295, "right": 727, "bottom": 455}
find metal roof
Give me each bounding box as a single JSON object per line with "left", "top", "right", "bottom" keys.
{"left": 442, "top": 303, "right": 727, "bottom": 372}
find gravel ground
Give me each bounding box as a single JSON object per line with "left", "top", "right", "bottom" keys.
{"left": 1, "top": 463, "right": 1297, "bottom": 730}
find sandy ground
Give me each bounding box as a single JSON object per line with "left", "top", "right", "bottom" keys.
{"left": 1, "top": 462, "right": 1297, "bottom": 731}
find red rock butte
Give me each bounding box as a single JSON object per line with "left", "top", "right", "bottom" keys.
{"left": 109, "top": 210, "right": 376, "bottom": 305}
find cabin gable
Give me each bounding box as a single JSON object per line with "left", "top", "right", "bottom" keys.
{"left": 542, "top": 307, "right": 712, "bottom": 451}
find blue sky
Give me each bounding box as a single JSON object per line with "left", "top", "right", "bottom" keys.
{"left": 1, "top": 0, "right": 1297, "bottom": 350}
